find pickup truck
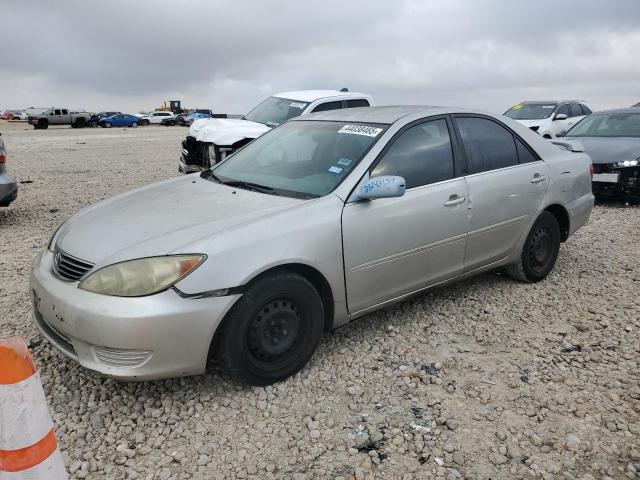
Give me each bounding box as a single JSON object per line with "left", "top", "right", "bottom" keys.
{"left": 179, "top": 89, "right": 374, "bottom": 173}
{"left": 28, "top": 108, "right": 92, "bottom": 129}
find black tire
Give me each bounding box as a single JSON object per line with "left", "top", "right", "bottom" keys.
{"left": 132, "top": 122, "right": 138, "bottom": 128}
{"left": 140, "top": 119, "right": 149, "bottom": 126}
{"left": 505, "top": 211, "right": 561, "bottom": 283}
{"left": 75, "top": 118, "right": 86, "bottom": 128}
{"left": 104, "top": 122, "right": 112, "bottom": 128}
{"left": 213, "top": 272, "right": 324, "bottom": 385}
{"left": 38, "top": 119, "right": 48, "bottom": 130}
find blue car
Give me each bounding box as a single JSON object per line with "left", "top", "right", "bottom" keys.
{"left": 98, "top": 114, "right": 140, "bottom": 128}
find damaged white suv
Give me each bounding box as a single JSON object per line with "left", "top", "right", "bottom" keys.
{"left": 179, "top": 89, "right": 374, "bottom": 173}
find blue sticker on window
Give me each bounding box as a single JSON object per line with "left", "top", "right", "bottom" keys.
{"left": 337, "top": 158, "right": 352, "bottom": 166}
{"left": 328, "top": 166, "right": 343, "bottom": 174}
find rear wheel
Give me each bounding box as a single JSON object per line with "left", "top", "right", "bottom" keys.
{"left": 75, "top": 118, "right": 86, "bottom": 128}
{"left": 213, "top": 272, "right": 324, "bottom": 385}
{"left": 505, "top": 211, "right": 561, "bottom": 283}
{"left": 140, "top": 119, "right": 149, "bottom": 126}
{"left": 132, "top": 122, "right": 138, "bottom": 128}
{"left": 38, "top": 119, "right": 48, "bottom": 130}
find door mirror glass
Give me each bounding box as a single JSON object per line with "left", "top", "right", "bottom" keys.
{"left": 360, "top": 175, "right": 406, "bottom": 200}
{"left": 554, "top": 113, "right": 568, "bottom": 121}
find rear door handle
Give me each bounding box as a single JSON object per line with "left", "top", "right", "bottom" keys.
{"left": 530, "top": 174, "right": 547, "bottom": 184}
{"left": 444, "top": 194, "right": 465, "bottom": 206}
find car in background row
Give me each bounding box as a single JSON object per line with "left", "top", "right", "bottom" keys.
{"left": 98, "top": 114, "right": 140, "bottom": 128}
{"left": 89, "top": 112, "right": 122, "bottom": 127}
{"left": 565, "top": 109, "right": 640, "bottom": 201}
{"left": 139, "top": 111, "right": 175, "bottom": 126}
{"left": 1, "top": 110, "right": 23, "bottom": 120}
{"left": 504, "top": 100, "right": 592, "bottom": 138}
{"left": 28, "top": 107, "right": 92, "bottom": 129}
{"left": 32, "top": 106, "right": 593, "bottom": 384}
{"left": 0, "top": 133, "right": 18, "bottom": 207}
{"left": 179, "top": 89, "right": 374, "bottom": 173}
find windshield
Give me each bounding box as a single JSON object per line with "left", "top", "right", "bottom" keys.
{"left": 504, "top": 103, "right": 557, "bottom": 120}
{"left": 209, "top": 120, "right": 387, "bottom": 198}
{"left": 243, "top": 97, "right": 310, "bottom": 127}
{"left": 566, "top": 113, "right": 640, "bottom": 137}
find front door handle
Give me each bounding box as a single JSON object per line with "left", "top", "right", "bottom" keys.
{"left": 530, "top": 174, "right": 547, "bottom": 184}
{"left": 444, "top": 194, "right": 465, "bottom": 206}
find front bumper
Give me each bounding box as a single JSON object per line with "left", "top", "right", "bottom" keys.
{"left": 30, "top": 250, "right": 240, "bottom": 380}
{"left": 592, "top": 164, "right": 640, "bottom": 200}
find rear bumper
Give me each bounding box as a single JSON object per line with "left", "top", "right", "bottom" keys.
{"left": 30, "top": 250, "right": 241, "bottom": 380}
{"left": 0, "top": 173, "right": 18, "bottom": 206}
{"left": 567, "top": 192, "right": 594, "bottom": 236}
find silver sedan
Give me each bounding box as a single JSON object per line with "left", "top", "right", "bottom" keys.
{"left": 31, "top": 106, "right": 594, "bottom": 385}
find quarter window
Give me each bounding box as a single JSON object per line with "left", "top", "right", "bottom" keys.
{"left": 311, "top": 101, "right": 342, "bottom": 113}
{"left": 455, "top": 117, "right": 518, "bottom": 174}
{"left": 515, "top": 138, "right": 538, "bottom": 164}
{"left": 371, "top": 119, "right": 454, "bottom": 189}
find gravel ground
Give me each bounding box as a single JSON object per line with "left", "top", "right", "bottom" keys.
{"left": 1, "top": 120, "right": 638, "bottom": 480}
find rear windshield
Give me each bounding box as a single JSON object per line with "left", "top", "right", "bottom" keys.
{"left": 504, "top": 103, "right": 557, "bottom": 120}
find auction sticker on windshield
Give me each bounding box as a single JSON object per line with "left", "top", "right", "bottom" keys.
{"left": 338, "top": 125, "right": 383, "bottom": 137}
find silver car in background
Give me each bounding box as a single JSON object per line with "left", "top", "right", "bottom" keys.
{"left": 0, "top": 133, "right": 18, "bottom": 207}
{"left": 31, "top": 106, "right": 594, "bottom": 385}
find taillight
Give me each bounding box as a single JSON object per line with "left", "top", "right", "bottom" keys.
{"left": 589, "top": 162, "right": 594, "bottom": 178}
{"left": 0, "top": 154, "right": 6, "bottom": 164}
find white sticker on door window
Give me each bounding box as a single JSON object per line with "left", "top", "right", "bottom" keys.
{"left": 338, "top": 125, "right": 383, "bottom": 137}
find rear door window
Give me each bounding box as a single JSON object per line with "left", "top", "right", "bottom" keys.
{"left": 345, "top": 99, "right": 371, "bottom": 108}
{"left": 370, "top": 119, "right": 454, "bottom": 189}
{"left": 311, "top": 101, "right": 343, "bottom": 113}
{"left": 455, "top": 117, "right": 518, "bottom": 174}
{"left": 580, "top": 104, "right": 592, "bottom": 115}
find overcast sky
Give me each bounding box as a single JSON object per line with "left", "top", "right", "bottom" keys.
{"left": 1, "top": 0, "right": 639, "bottom": 115}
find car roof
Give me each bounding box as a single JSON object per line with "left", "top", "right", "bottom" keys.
{"left": 589, "top": 108, "right": 640, "bottom": 115}
{"left": 273, "top": 90, "right": 369, "bottom": 102}
{"left": 291, "top": 105, "right": 468, "bottom": 124}
{"left": 517, "top": 100, "right": 588, "bottom": 104}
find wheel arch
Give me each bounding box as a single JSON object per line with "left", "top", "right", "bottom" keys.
{"left": 543, "top": 203, "right": 570, "bottom": 242}
{"left": 242, "top": 263, "right": 335, "bottom": 333}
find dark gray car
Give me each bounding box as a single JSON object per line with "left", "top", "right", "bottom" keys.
{"left": 0, "top": 133, "right": 18, "bottom": 207}
{"left": 565, "top": 109, "right": 640, "bottom": 201}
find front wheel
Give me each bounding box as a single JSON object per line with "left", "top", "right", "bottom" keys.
{"left": 505, "top": 211, "right": 561, "bottom": 283}
{"left": 213, "top": 272, "right": 324, "bottom": 385}
{"left": 131, "top": 122, "right": 138, "bottom": 128}
{"left": 104, "top": 122, "right": 112, "bottom": 128}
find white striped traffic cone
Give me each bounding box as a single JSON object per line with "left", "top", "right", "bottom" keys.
{"left": 0, "top": 337, "right": 68, "bottom": 479}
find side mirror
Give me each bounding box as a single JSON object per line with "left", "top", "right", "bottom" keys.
{"left": 554, "top": 113, "right": 568, "bottom": 121}
{"left": 360, "top": 175, "right": 406, "bottom": 200}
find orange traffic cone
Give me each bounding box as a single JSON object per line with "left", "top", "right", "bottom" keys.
{"left": 0, "top": 337, "right": 68, "bottom": 479}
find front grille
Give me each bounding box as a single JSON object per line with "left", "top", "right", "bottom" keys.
{"left": 93, "top": 346, "right": 152, "bottom": 368}
{"left": 53, "top": 248, "right": 94, "bottom": 281}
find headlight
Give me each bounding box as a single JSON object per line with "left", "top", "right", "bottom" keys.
{"left": 79, "top": 255, "right": 206, "bottom": 297}
{"left": 614, "top": 159, "right": 639, "bottom": 168}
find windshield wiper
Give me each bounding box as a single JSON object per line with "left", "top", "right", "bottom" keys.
{"left": 200, "top": 170, "right": 222, "bottom": 182}
{"left": 221, "top": 180, "right": 276, "bottom": 194}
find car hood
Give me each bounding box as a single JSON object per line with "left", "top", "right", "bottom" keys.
{"left": 55, "top": 176, "right": 305, "bottom": 266}
{"left": 564, "top": 136, "right": 640, "bottom": 164}
{"left": 515, "top": 119, "right": 545, "bottom": 128}
{"left": 189, "top": 118, "right": 271, "bottom": 145}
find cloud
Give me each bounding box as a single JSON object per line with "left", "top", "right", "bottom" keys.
{"left": 1, "top": 0, "right": 639, "bottom": 114}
